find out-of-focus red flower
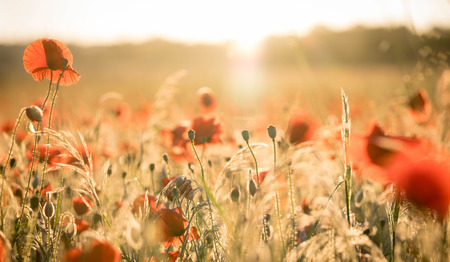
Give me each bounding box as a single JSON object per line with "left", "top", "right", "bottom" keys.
{"left": 145, "top": 251, "right": 182, "bottom": 262}
{"left": 349, "top": 121, "right": 426, "bottom": 185}
{"left": 112, "top": 102, "right": 132, "bottom": 126}
{"left": 0, "top": 119, "right": 28, "bottom": 144}
{"left": 131, "top": 194, "right": 161, "bottom": 216}
{"left": 23, "top": 38, "right": 80, "bottom": 86}
{"left": 62, "top": 247, "right": 83, "bottom": 262}
{"left": 0, "top": 230, "right": 10, "bottom": 262}
{"left": 253, "top": 170, "right": 269, "bottom": 185}
{"left": 390, "top": 155, "right": 450, "bottom": 221}
{"left": 167, "top": 251, "right": 181, "bottom": 262}
{"left": 26, "top": 144, "right": 63, "bottom": 170}
{"left": 41, "top": 182, "right": 52, "bottom": 197}
{"left": 162, "top": 177, "right": 193, "bottom": 201}
{"left": 64, "top": 145, "right": 92, "bottom": 166}
{"left": 198, "top": 87, "right": 217, "bottom": 115}
{"left": 75, "top": 218, "right": 90, "bottom": 234}
{"left": 62, "top": 240, "right": 121, "bottom": 262}
{"left": 161, "top": 122, "right": 191, "bottom": 162}
{"left": 286, "top": 110, "right": 317, "bottom": 145}
{"left": 191, "top": 116, "right": 222, "bottom": 145}
{"left": 408, "top": 89, "right": 431, "bottom": 124}
{"left": 73, "top": 196, "right": 94, "bottom": 216}
{"left": 156, "top": 207, "right": 200, "bottom": 248}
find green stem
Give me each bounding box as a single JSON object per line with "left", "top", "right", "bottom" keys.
{"left": 38, "top": 69, "right": 64, "bottom": 199}
{"left": 13, "top": 78, "right": 52, "bottom": 251}
{"left": 190, "top": 140, "right": 219, "bottom": 260}
{"left": 246, "top": 141, "right": 260, "bottom": 187}
{"left": 0, "top": 108, "right": 27, "bottom": 231}
{"left": 390, "top": 189, "right": 400, "bottom": 262}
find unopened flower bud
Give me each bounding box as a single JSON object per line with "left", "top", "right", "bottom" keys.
{"left": 247, "top": 179, "right": 257, "bottom": 197}
{"left": 149, "top": 163, "right": 155, "bottom": 172}
{"left": 267, "top": 125, "right": 277, "bottom": 139}
{"left": 175, "top": 176, "right": 184, "bottom": 189}
{"left": 26, "top": 106, "right": 43, "bottom": 122}
{"left": 43, "top": 201, "right": 55, "bottom": 219}
{"left": 31, "top": 175, "right": 39, "bottom": 189}
{"left": 188, "top": 129, "right": 195, "bottom": 141}
{"left": 163, "top": 154, "right": 169, "bottom": 164}
{"left": 30, "top": 196, "right": 40, "bottom": 211}
{"left": 230, "top": 186, "right": 240, "bottom": 203}
{"left": 241, "top": 130, "right": 249, "bottom": 142}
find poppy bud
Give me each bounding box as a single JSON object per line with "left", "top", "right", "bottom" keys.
{"left": 188, "top": 129, "right": 195, "bottom": 142}
{"left": 106, "top": 165, "right": 113, "bottom": 176}
{"left": 31, "top": 175, "right": 39, "bottom": 189}
{"left": 247, "top": 179, "right": 257, "bottom": 197}
{"left": 149, "top": 163, "right": 155, "bottom": 172}
{"left": 73, "top": 196, "right": 94, "bottom": 216}
{"left": 230, "top": 186, "right": 240, "bottom": 203}
{"left": 163, "top": 154, "right": 169, "bottom": 164}
{"left": 175, "top": 176, "right": 184, "bottom": 189}
{"left": 267, "top": 125, "right": 277, "bottom": 139}
{"left": 241, "top": 130, "right": 249, "bottom": 142}
{"left": 43, "top": 201, "right": 55, "bottom": 219}
{"left": 9, "top": 158, "right": 16, "bottom": 168}
{"left": 30, "top": 196, "right": 40, "bottom": 211}
{"left": 26, "top": 106, "right": 43, "bottom": 122}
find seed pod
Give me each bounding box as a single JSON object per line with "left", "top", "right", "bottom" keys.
{"left": 188, "top": 129, "right": 195, "bottom": 141}
{"left": 230, "top": 186, "right": 240, "bottom": 203}
{"left": 247, "top": 179, "right": 257, "bottom": 197}
{"left": 241, "top": 130, "right": 249, "bottom": 142}
{"left": 9, "top": 158, "right": 16, "bottom": 168}
{"left": 175, "top": 176, "right": 184, "bottom": 189}
{"left": 43, "top": 201, "right": 55, "bottom": 219}
{"left": 30, "top": 196, "right": 40, "bottom": 211}
{"left": 26, "top": 105, "right": 43, "bottom": 122}
{"left": 267, "top": 125, "right": 277, "bottom": 139}
{"left": 31, "top": 176, "right": 39, "bottom": 189}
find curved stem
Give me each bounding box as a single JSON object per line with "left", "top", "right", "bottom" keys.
{"left": 246, "top": 141, "right": 260, "bottom": 187}
{"left": 39, "top": 70, "right": 64, "bottom": 199}
{"left": 0, "top": 108, "right": 27, "bottom": 231}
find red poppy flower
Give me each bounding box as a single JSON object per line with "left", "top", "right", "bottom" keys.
{"left": 23, "top": 38, "right": 80, "bottom": 86}
{"left": 62, "top": 247, "right": 83, "bottom": 262}
{"left": 0, "top": 230, "right": 9, "bottom": 262}
{"left": 408, "top": 89, "right": 431, "bottom": 124}
{"left": 198, "top": 87, "right": 217, "bottom": 114}
{"left": 75, "top": 218, "right": 90, "bottom": 234}
{"left": 156, "top": 207, "right": 200, "bottom": 248}
{"left": 286, "top": 110, "right": 317, "bottom": 145}
{"left": 131, "top": 194, "right": 161, "bottom": 216}
{"left": 191, "top": 116, "right": 222, "bottom": 145}
{"left": 162, "top": 177, "right": 193, "bottom": 201}
{"left": 253, "top": 170, "right": 269, "bottom": 185}
{"left": 73, "top": 196, "right": 94, "bottom": 216}
{"left": 1, "top": 119, "right": 28, "bottom": 143}
{"left": 63, "top": 144, "right": 93, "bottom": 166}
{"left": 390, "top": 156, "right": 450, "bottom": 221}
{"left": 349, "top": 121, "right": 425, "bottom": 185}
{"left": 26, "top": 144, "right": 63, "bottom": 169}
{"left": 62, "top": 240, "right": 121, "bottom": 262}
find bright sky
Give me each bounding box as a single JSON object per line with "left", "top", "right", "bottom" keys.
{"left": 1, "top": 0, "right": 449, "bottom": 51}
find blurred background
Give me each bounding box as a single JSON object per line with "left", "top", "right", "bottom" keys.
{"left": 0, "top": 0, "right": 449, "bottom": 127}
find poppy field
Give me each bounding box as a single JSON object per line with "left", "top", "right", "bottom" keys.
{"left": 0, "top": 30, "right": 450, "bottom": 262}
